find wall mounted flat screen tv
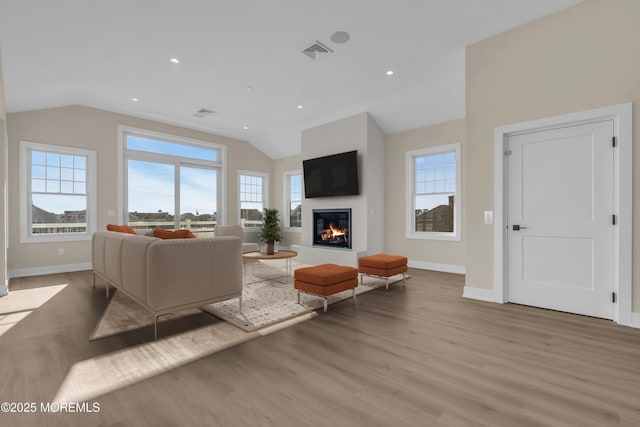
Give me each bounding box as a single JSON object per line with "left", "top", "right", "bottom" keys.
{"left": 303, "top": 150, "right": 359, "bottom": 198}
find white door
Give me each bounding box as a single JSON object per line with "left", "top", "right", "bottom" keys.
{"left": 507, "top": 120, "right": 615, "bottom": 319}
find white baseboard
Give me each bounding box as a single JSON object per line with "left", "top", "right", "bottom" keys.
{"left": 463, "top": 286, "right": 501, "bottom": 303}
{"left": 631, "top": 313, "right": 640, "bottom": 329}
{"left": 8, "top": 262, "right": 92, "bottom": 279}
{"left": 290, "top": 245, "right": 363, "bottom": 268}
{"left": 407, "top": 260, "right": 465, "bottom": 275}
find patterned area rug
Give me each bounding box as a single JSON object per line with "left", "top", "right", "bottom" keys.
{"left": 90, "top": 259, "right": 407, "bottom": 340}
{"left": 203, "top": 260, "right": 406, "bottom": 331}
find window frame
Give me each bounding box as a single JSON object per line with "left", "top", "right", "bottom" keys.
{"left": 405, "top": 143, "right": 461, "bottom": 241}
{"left": 283, "top": 170, "right": 302, "bottom": 231}
{"left": 19, "top": 140, "right": 97, "bottom": 243}
{"left": 238, "top": 170, "right": 269, "bottom": 231}
{"left": 120, "top": 125, "right": 226, "bottom": 230}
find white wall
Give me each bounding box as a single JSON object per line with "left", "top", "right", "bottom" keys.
{"left": 365, "top": 116, "right": 386, "bottom": 257}
{"left": 6, "top": 105, "right": 270, "bottom": 276}
{"left": 272, "top": 154, "right": 303, "bottom": 248}
{"left": 385, "top": 119, "right": 465, "bottom": 272}
{"left": 295, "top": 112, "right": 385, "bottom": 266}
{"left": 465, "top": 0, "right": 640, "bottom": 310}
{"left": 0, "top": 50, "right": 7, "bottom": 294}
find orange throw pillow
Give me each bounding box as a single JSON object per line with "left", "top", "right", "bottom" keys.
{"left": 107, "top": 224, "right": 137, "bottom": 234}
{"left": 152, "top": 229, "right": 196, "bottom": 239}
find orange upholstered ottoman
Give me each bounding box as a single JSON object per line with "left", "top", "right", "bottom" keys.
{"left": 358, "top": 254, "right": 408, "bottom": 289}
{"left": 294, "top": 264, "right": 358, "bottom": 312}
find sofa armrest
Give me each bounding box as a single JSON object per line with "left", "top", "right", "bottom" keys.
{"left": 92, "top": 231, "right": 108, "bottom": 276}
{"left": 121, "top": 234, "right": 157, "bottom": 302}
{"left": 243, "top": 243, "right": 259, "bottom": 253}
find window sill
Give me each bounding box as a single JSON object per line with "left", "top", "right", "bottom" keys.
{"left": 21, "top": 233, "right": 93, "bottom": 244}
{"left": 406, "top": 232, "right": 461, "bottom": 242}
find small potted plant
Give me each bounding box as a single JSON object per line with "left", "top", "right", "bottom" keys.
{"left": 258, "top": 208, "right": 281, "bottom": 255}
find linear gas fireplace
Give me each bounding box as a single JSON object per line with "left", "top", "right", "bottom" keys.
{"left": 312, "top": 208, "right": 351, "bottom": 249}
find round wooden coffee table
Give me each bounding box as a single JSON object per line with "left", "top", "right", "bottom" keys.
{"left": 242, "top": 250, "right": 298, "bottom": 284}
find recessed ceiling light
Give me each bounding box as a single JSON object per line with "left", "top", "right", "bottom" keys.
{"left": 297, "top": 105, "right": 303, "bottom": 109}
{"left": 170, "top": 58, "right": 180, "bottom": 64}
{"left": 131, "top": 98, "right": 139, "bottom": 102}
{"left": 246, "top": 85, "right": 254, "bottom": 91}
{"left": 386, "top": 70, "right": 394, "bottom": 76}
{"left": 243, "top": 126, "right": 249, "bottom": 130}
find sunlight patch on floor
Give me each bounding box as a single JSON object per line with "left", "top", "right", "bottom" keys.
{"left": 54, "top": 311, "right": 315, "bottom": 403}
{"left": 0, "top": 284, "right": 67, "bottom": 337}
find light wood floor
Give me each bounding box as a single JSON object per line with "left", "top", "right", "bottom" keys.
{"left": 1, "top": 269, "right": 640, "bottom": 426}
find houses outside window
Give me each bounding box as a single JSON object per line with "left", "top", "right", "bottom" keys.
{"left": 239, "top": 171, "right": 268, "bottom": 229}
{"left": 284, "top": 171, "right": 302, "bottom": 230}
{"left": 121, "top": 126, "right": 224, "bottom": 235}
{"left": 405, "top": 143, "right": 461, "bottom": 240}
{"left": 20, "top": 141, "right": 97, "bottom": 242}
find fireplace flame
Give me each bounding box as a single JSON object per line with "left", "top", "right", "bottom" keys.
{"left": 321, "top": 223, "right": 348, "bottom": 242}
{"left": 329, "top": 224, "right": 345, "bottom": 237}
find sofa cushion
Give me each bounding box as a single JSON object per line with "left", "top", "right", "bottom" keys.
{"left": 107, "top": 224, "right": 137, "bottom": 234}
{"left": 153, "top": 229, "right": 196, "bottom": 239}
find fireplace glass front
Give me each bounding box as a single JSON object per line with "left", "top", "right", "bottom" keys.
{"left": 312, "top": 208, "right": 351, "bottom": 249}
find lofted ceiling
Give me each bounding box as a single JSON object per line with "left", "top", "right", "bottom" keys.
{"left": 0, "top": 0, "right": 582, "bottom": 158}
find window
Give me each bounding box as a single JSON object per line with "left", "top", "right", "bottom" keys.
{"left": 20, "top": 141, "right": 97, "bottom": 242}
{"left": 405, "top": 143, "right": 460, "bottom": 240}
{"left": 239, "top": 171, "right": 268, "bottom": 229}
{"left": 121, "top": 126, "right": 224, "bottom": 235}
{"left": 284, "top": 170, "right": 302, "bottom": 230}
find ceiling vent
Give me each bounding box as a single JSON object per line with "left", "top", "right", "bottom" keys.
{"left": 301, "top": 40, "right": 334, "bottom": 60}
{"left": 193, "top": 107, "right": 217, "bottom": 118}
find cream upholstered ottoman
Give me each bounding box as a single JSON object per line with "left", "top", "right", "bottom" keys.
{"left": 358, "top": 254, "right": 408, "bottom": 290}
{"left": 294, "top": 264, "right": 358, "bottom": 312}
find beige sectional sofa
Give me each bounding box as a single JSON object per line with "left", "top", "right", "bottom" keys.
{"left": 92, "top": 230, "right": 243, "bottom": 339}
{"left": 213, "top": 224, "right": 259, "bottom": 253}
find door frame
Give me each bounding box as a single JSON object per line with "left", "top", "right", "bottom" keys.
{"left": 493, "top": 103, "right": 632, "bottom": 326}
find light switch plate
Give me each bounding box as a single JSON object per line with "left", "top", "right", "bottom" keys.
{"left": 484, "top": 210, "right": 493, "bottom": 225}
